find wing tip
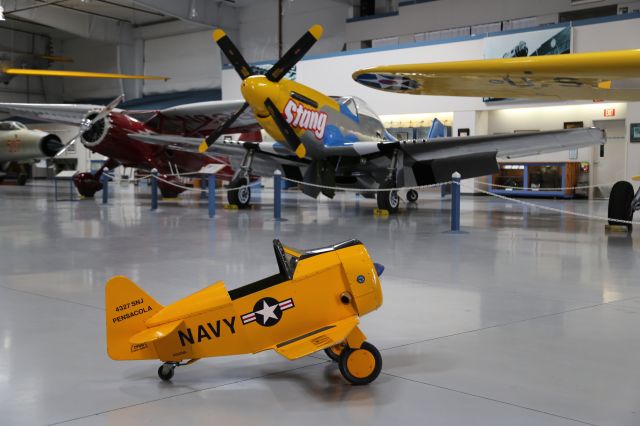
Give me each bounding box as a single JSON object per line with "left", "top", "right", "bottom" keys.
{"left": 198, "top": 140, "right": 209, "bottom": 153}
{"left": 309, "top": 24, "right": 324, "bottom": 41}
{"left": 213, "top": 29, "right": 226, "bottom": 42}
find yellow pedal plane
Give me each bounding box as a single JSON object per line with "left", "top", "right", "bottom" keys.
{"left": 106, "top": 239, "right": 385, "bottom": 385}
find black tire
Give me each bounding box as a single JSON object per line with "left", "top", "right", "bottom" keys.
{"left": 338, "top": 342, "right": 382, "bottom": 385}
{"left": 406, "top": 189, "right": 418, "bottom": 203}
{"left": 377, "top": 180, "right": 399, "bottom": 213}
{"left": 324, "top": 343, "right": 346, "bottom": 362}
{"left": 608, "top": 181, "right": 634, "bottom": 231}
{"left": 17, "top": 174, "right": 27, "bottom": 185}
{"left": 227, "top": 177, "right": 251, "bottom": 208}
{"left": 158, "top": 363, "right": 175, "bottom": 381}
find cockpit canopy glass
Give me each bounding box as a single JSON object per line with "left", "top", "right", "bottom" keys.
{"left": 330, "top": 96, "right": 381, "bottom": 122}
{"left": 0, "top": 121, "right": 26, "bottom": 131}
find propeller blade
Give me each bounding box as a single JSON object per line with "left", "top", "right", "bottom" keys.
{"left": 264, "top": 97, "right": 306, "bottom": 158}
{"left": 302, "top": 159, "right": 335, "bottom": 199}
{"left": 213, "top": 29, "right": 254, "bottom": 80}
{"left": 199, "top": 102, "right": 250, "bottom": 153}
{"left": 55, "top": 134, "right": 79, "bottom": 157}
{"left": 265, "top": 25, "right": 323, "bottom": 82}
{"left": 55, "top": 94, "right": 123, "bottom": 158}
{"left": 90, "top": 94, "right": 124, "bottom": 125}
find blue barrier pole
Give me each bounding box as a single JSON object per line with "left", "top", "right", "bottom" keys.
{"left": 208, "top": 174, "right": 216, "bottom": 218}
{"left": 100, "top": 167, "right": 109, "bottom": 204}
{"left": 151, "top": 168, "right": 158, "bottom": 211}
{"left": 200, "top": 175, "right": 207, "bottom": 200}
{"left": 451, "top": 171, "right": 461, "bottom": 232}
{"left": 274, "top": 170, "right": 282, "bottom": 220}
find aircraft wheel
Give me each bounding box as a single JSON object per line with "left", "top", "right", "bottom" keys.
{"left": 17, "top": 174, "right": 28, "bottom": 186}
{"left": 377, "top": 181, "right": 399, "bottom": 214}
{"left": 324, "top": 342, "right": 346, "bottom": 362}
{"left": 608, "top": 181, "right": 634, "bottom": 231}
{"left": 227, "top": 177, "right": 251, "bottom": 208}
{"left": 338, "top": 342, "right": 382, "bottom": 385}
{"left": 406, "top": 189, "right": 418, "bottom": 203}
{"left": 158, "top": 363, "right": 175, "bottom": 381}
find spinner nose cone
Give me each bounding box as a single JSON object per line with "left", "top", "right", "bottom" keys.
{"left": 374, "top": 262, "right": 385, "bottom": 277}
{"left": 240, "top": 75, "right": 280, "bottom": 116}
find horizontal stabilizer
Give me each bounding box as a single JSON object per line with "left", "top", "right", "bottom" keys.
{"left": 274, "top": 316, "right": 359, "bottom": 360}
{"left": 129, "top": 319, "right": 184, "bottom": 345}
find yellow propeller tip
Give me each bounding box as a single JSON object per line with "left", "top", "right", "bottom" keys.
{"left": 213, "top": 29, "right": 226, "bottom": 42}
{"left": 309, "top": 24, "right": 324, "bottom": 41}
{"left": 295, "top": 144, "right": 307, "bottom": 158}
{"left": 632, "top": 175, "right": 640, "bottom": 181}
{"left": 198, "top": 140, "right": 209, "bottom": 153}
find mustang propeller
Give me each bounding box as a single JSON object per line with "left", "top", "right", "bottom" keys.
{"left": 198, "top": 25, "right": 324, "bottom": 157}
{"left": 55, "top": 94, "right": 124, "bottom": 157}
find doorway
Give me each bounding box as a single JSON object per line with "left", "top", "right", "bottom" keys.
{"left": 592, "top": 119, "right": 627, "bottom": 198}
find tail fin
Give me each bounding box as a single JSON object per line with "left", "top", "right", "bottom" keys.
{"left": 105, "top": 276, "right": 163, "bottom": 360}
{"left": 427, "top": 118, "right": 446, "bottom": 140}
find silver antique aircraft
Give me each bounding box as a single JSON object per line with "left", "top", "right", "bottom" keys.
{"left": 0, "top": 121, "right": 63, "bottom": 184}
{"left": 0, "top": 25, "right": 606, "bottom": 211}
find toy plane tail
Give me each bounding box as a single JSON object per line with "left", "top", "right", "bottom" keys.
{"left": 427, "top": 117, "right": 446, "bottom": 140}
{"left": 105, "top": 276, "right": 163, "bottom": 360}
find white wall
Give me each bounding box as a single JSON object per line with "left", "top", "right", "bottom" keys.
{"left": 143, "top": 30, "right": 222, "bottom": 95}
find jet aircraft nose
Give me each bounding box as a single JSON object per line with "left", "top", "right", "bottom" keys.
{"left": 240, "top": 75, "right": 281, "bottom": 116}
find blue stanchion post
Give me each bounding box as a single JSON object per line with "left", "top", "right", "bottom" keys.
{"left": 274, "top": 170, "right": 282, "bottom": 220}
{"left": 200, "top": 175, "right": 207, "bottom": 200}
{"left": 100, "top": 167, "right": 109, "bottom": 204}
{"left": 451, "top": 171, "right": 461, "bottom": 232}
{"left": 151, "top": 168, "right": 158, "bottom": 211}
{"left": 208, "top": 174, "right": 216, "bottom": 218}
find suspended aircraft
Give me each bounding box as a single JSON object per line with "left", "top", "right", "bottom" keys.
{"left": 107, "top": 239, "right": 384, "bottom": 385}
{"left": 0, "top": 45, "right": 169, "bottom": 85}
{"left": 352, "top": 50, "right": 640, "bottom": 220}
{"left": 0, "top": 120, "right": 63, "bottom": 184}
{"left": 352, "top": 49, "right": 640, "bottom": 101}
{"left": 128, "top": 25, "right": 606, "bottom": 212}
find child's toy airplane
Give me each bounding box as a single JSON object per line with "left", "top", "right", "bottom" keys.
{"left": 106, "top": 239, "right": 385, "bottom": 385}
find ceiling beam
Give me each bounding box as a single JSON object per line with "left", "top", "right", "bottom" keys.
{"left": 4, "top": 0, "right": 135, "bottom": 44}
{"left": 130, "top": 0, "right": 238, "bottom": 30}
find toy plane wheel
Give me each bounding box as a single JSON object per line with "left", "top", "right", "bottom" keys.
{"left": 338, "top": 342, "right": 382, "bottom": 385}
{"left": 158, "top": 363, "right": 175, "bottom": 381}
{"left": 324, "top": 342, "right": 346, "bottom": 362}
{"left": 406, "top": 189, "right": 418, "bottom": 203}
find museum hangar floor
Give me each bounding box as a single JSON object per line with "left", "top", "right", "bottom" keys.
{"left": 1, "top": 183, "right": 639, "bottom": 426}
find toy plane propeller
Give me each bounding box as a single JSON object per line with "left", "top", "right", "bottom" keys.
{"left": 106, "top": 239, "right": 385, "bottom": 385}
{"left": 352, "top": 49, "right": 640, "bottom": 101}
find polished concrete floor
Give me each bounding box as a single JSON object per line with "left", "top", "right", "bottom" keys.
{"left": 1, "top": 182, "right": 639, "bottom": 426}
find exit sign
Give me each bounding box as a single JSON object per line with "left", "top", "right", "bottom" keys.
{"left": 604, "top": 108, "right": 616, "bottom": 117}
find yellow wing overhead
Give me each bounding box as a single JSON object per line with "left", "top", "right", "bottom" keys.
{"left": 352, "top": 49, "right": 640, "bottom": 101}
{"left": 4, "top": 68, "right": 169, "bottom": 81}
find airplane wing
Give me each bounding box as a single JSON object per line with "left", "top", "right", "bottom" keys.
{"left": 352, "top": 49, "right": 640, "bottom": 101}
{"left": 128, "top": 133, "right": 305, "bottom": 178}
{"left": 273, "top": 316, "right": 359, "bottom": 360}
{"left": 145, "top": 100, "right": 261, "bottom": 137}
{"left": 0, "top": 102, "right": 103, "bottom": 125}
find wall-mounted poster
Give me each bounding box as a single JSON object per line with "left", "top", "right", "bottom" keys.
{"left": 483, "top": 26, "right": 572, "bottom": 102}
{"left": 630, "top": 123, "right": 640, "bottom": 143}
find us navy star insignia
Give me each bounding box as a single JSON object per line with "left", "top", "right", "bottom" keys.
{"left": 241, "top": 297, "right": 294, "bottom": 327}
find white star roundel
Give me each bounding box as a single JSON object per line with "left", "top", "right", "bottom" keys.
{"left": 241, "top": 297, "right": 295, "bottom": 327}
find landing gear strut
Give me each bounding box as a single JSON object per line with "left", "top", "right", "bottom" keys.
{"left": 227, "top": 149, "right": 254, "bottom": 208}
{"left": 376, "top": 149, "right": 400, "bottom": 213}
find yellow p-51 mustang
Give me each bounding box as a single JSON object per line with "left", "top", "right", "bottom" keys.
{"left": 106, "top": 239, "right": 385, "bottom": 385}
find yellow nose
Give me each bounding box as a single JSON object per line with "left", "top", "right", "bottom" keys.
{"left": 241, "top": 76, "right": 281, "bottom": 116}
